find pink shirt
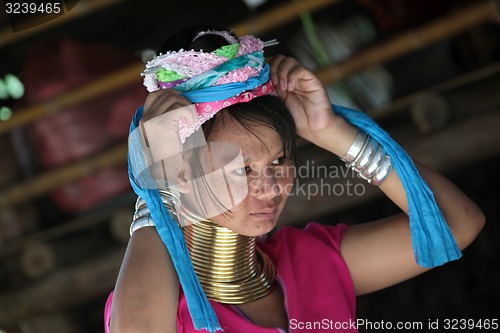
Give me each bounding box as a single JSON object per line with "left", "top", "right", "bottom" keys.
{"left": 105, "top": 222, "right": 357, "bottom": 332}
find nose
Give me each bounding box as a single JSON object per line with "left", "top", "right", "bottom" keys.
{"left": 249, "top": 171, "right": 280, "bottom": 200}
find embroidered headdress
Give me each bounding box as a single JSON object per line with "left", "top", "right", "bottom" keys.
{"left": 141, "top": 32, "right": 278, "bottom": 142}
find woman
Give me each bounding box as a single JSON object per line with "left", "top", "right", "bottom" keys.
{"left": 106, "top": 25, "right": 484, "bottom": 332}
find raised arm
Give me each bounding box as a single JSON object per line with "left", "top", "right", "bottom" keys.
{"left": 269, "top": 55, "right": 485, "bottom": 296}
{"left": 110, "top": 228, "right": 179, "bottom": 333}
{"left": 109, "top": 89, "right": 195, "bottom": 332}
{"left": 331, "top": 123, "right": 485, "bottom": 295}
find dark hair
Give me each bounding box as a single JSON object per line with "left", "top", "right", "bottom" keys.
{"left": 158, "top": 25, "right": 296, "bottom": 158}
{"left": 157, "top": 25, "right": 235, "bottom": 55}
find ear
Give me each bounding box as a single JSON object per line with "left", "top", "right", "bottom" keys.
{"left": 176, "top": 154, "right": 193, "bottom": 194}
{"left": 176, "top": 169, "right": 190, "bottom": 194}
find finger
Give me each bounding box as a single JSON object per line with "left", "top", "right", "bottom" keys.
{"left": 152, "top": 101, "right": 198, "bottom": 129}
{"left": 142, "top": 92, "right": 191, "bottom": 124}
{"left": 143, "top": 89, "right": 181, "bottom": 112}
{"left": 183, "top": 103, "right": 199, "bottom": 126}
{"left": 268, "top": 54, "right": 286, "bottom": 86}
{"left": 285, "top": 64, "right": 311, "bottom": 93}
{"left": 274, "top": 57, "right": 301, "bottom": 92}
{"left": 170, "top": 103, "right": 199, "bottom": 127}
{"left": 148, "top": 92, "right": 189, "bottom": 115}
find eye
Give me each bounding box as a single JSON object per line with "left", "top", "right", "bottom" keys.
{"left": 233, "top": 165, "right": 251, "bottom": 176}
{"left": 271, "top": 155, "right": 288, "bottom": 166}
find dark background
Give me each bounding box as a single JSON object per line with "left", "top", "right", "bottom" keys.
{"left": 0, "top": 0, "right": 499, "bottom": 332}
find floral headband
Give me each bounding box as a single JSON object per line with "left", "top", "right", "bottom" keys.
{"left": 140, "top": 32, "right": 279, "bottom": 142}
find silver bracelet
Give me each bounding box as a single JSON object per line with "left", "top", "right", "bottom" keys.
{"left": 129, "top": 213, "right": 156, "bottom": 236}
{"left": 129, "top": 186, "right": 181, "bottom": 236}
{"left": 341, "top": 131, "right": 367, "bottom": 163}
{"left": 368, "top": 155, "right": 393, "bottom": 186}
{"left": 341, "top": 131, "right": 393, "bottom": 186}
{"left": 352, "top": 137, "right": 377, "bottom": 171}
{"left": 359, "top": 144, "right": 385, "bottom": 180}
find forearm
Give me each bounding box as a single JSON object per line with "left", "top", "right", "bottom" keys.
{"left": 110, "top": 227, "right": 179, "bottom": 333}
{"left": 320, "top": 117, "right": 485, "bottom": 249}
{"left": 379, "top": 162, "right": 485, "bottom": 249}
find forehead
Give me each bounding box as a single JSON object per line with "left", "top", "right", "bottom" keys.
{"left": 207, "top": 114, "right": 282, "bottom": 157}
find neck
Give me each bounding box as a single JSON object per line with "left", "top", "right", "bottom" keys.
{"left": 181, "top": 209, "right": 276, "bottom": 304}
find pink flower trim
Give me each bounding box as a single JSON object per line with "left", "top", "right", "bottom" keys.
{"left": 143, "top": 51, "right": 228, "bottom": 92}
{"left": 178, "top": 80, "right": 276, "bottom": 142}
{"left": 215, "top": 66, "right": 261, "bottom": 85}
{"left": 142, "top": 35, "right": 266, "bottom": 92}
{"left": 237, "top": 36, "right": 264, "bottom": 56}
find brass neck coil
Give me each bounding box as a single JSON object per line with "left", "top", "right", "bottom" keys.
{"left": 181, "top": 209, "right": 276, "bottom": 304}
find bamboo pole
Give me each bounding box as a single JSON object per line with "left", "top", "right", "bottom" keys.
{"left": 0, "top": 143, "right": 128, "bottom": 208}
{"left": 0, "top": 64, "right": 144, "bottom": 134}
{"left": 0, "top": 0, "right": 125, "bottom": 48}
{"left": 315, "top": 0, "right": 500, "bottom": 84}
{"left": 231, "top": 0, "right": 340, "bottom": 36}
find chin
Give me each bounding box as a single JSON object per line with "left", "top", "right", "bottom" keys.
{"left": 245, "top": 217, "right": 277, "bottom": 236}
{"left": 210, "top": 211, "right": 281, "bottom": 236}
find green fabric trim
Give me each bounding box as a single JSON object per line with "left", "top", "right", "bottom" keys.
{"left": 157, "top": 68, "right": 185, "bottom": 82}
{"left": 214, "top": 44, "right": 240, "bottom": 59}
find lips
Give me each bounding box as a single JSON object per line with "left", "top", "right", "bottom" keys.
{"left": 250, "top": 208, "right": 277, "bottom": 220}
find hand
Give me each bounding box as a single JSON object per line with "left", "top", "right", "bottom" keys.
{"left": 269, "top": 55, "right": 339, "bottom": 143}
{"left": 138, "top": 89, "right": 199, "bottom": 184}
{"left": 141, "top": 89, "right": 196, "bottom": 125}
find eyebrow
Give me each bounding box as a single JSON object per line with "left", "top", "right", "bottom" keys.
{"left": 205, "top": 146, "right": 242, "bottom": 168}
{"left": 244, "top": 149, "right": 285, "bottom": 163}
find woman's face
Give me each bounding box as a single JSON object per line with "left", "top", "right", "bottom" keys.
{"left": 182, "top": 114, "right": 295, "bottom": 237}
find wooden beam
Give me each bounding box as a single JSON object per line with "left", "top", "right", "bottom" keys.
{"left": 0, "top": 143, "right": 128, "bottom": 208}
{"left": 231, "top": 0, "right": 340, "bottom": 36}
{"left": 0, "top": 64, "right": 143, "bottom": 134}
{"left": 315, "top": 0, "right": 500, "bottom": 84}
{"left": 0, "top": 0, "right": 125, "bottom": 48}
{"left": 370, "top": 60, "right": 500, "bottom": 121}
{"left": 405, "top": 112, "right": 500, "bottom": 170}
{"left": 0, "top": 192, "right": 135, "bottom": 257}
